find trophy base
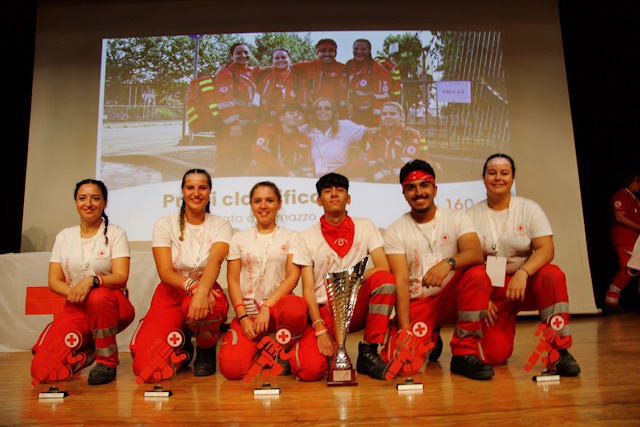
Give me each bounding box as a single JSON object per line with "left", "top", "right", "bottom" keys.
{"left": 254, "top": 382, "right": 281, "bottom": 396}
{"left": 396, "top": 377, "right": 423, "bottom": 391}
{"left": 327, "top": 368, "right": 357, "bottom": 386}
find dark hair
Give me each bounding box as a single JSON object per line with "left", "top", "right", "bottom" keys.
{"left": 250, "top": 181, "right": 282, "bottom": 201}
{"left": 272, "top": 48, "right": 291, "bottom": 60}
{"left": 74, "top": 179, "right": 109, "bottom": 244}
{"left": 316, "top": 39, "right": 337, "bottom": 50}
{"left": 316, "top": 173, "right": 349, "bottom": 195}
{"left": 308, "top": 97, "right": 339, "bottom": 134}
{"left": 229, "top": 42, "right": 250, "bottom": 58}
{"left": 482, "top": 153, "right": 516, "bottom": 178}
{"left": 179, "top": 169, "right": 212, "bottom": 241}
{"left": 399, "top": 160, "right": 436, "bottom": 185}
{"left": 618, "top": 168, "right": 640, "bottom": 189}
{"left": 281, "top": 101, "right": 304, "bottom": 115}
{"left": 353, "top": 39, "right": 372, "bottom": 51}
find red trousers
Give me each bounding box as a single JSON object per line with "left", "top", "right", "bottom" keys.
{"left": 31, "top": 287, "right": 134, "bottom": 383}
{"left": 382, "top": 265, "right": 491, "bottom": 364}
{"left": 129, "top": 282, "right": 228, "bottom": 377}
{"left": 482, "top": 264, "right": 572, "bottom": 366}
{"left": 218, "top": 295, "right": 308, "bottom": 380}
{"left": 606, "top": 245, "right": 636, "bottom": 307}
{"left": 289, "top": 270, "right": 396, "bottom": 382}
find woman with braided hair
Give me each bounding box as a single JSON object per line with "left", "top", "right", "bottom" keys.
{"left": 130, "top": 169, "right": 232, "bottom": 382}
{"left": 31, "top": 179, "right": 135, "bottom": 386}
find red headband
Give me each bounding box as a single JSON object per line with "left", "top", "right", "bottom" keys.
{"left": 402, "top": 171, "right": 435, "bottom": 191}
{"left": 316, "top": 42, "right": 337, "bottom": 51}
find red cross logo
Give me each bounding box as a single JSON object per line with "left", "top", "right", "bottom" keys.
{"left": 550, "top": 315, "right": 565, "bottom": 331}
{"left": 99, "top": 250, "right": 106, "bottom": 256}
{"left": 516, "top": 224, "right": 525, "bottom": 233}
{"left": 167, "top": 331, "right": 184, "bottom": 348}
{"left": 441, "top": 234, "right": 450, "bottom": 243}
{"left": 65, "top": 332, "right": 80, "bottom": 349}
{"left": 334, "top": 238, "right": 348, "bottom": 247}
{"left": 276, "top": 328, "right": 292, "bottom": 345}
{"left": 412, "top": 321, "right": 428, "bottom": 338}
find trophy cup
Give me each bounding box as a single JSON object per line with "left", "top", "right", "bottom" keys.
{"left": 324, "top": 256, "right": 369, "bottom": 386}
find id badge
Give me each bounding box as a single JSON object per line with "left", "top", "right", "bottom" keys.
{"left": 315, "top": 159, "right": 328, "bottom": 175}
{"left": 252, "top": 92, "right": 261, "bottom": 107}
{"left": 422, "top": 252, "right": 442, "bottom": 277}
{"left": 486, "top": 256, "right": 507, "bottom": 287}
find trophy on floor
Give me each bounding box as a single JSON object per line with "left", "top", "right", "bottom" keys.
{"left": 325, "top": 255, "right": 369, "bottom": 386}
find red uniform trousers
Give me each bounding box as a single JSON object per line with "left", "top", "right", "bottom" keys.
{"left": 606, "top": 245, "right": 636, "bottom": 307}
{"left": 481, "top": 264, "right": 572, "bottom": 366}
{"left": 218, "top": 295, "right": 308, "bottom": 380}
{"left": 289, "top": 271, "right": 396, "bottom": 382}
{"left": 214, "top": 125, "right": 256, "bottom": 177}
{"left": 129, "top": 282, "right": 228, "bottom": 378}
{"left": 31, "top": 287, "right": 134, "bottom": 383}
{"left": 382, "top": 266, "right": 491, "bottom": 365}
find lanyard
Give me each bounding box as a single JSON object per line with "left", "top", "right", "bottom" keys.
{"left": 254, "top": 226, "right": 279, "bottom": 282}
{"left": 486, "top": 197, "right": 515, "bottom": 253}
{"left": 187, "top": 222, "right": 206, "bottom": 272}
{"left": 412, "top": 208, "right": 440, "bottom": 252}
{"left": 79, "top": 223, "right": 101, "bottom": 272}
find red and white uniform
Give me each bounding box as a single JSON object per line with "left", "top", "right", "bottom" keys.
{"left": 293, "top": 59, "right": 348, "bottom": 117}
{"left": 290, "top": 217, "right": 396, "bottom": 381}
{"left": 129, "top": 213, "right": 232, "bottom": 379}
{"left": 218, "top": 227, "right": 307, "bottom": 380}
{"left": 344, "top": 58, "right": 392, "bottom": 127}
{"left": 31, "top": 222, "right": 135, "bottom": 383}
{"left": 382, "top": 209, "right": 491, "bottom": 362}
{"left": 214, "top": 62, "right": 258, "bottom": 176}
{"left": 247, "top": 124, "right": 313, "bottom": 177}
{"left": 468, "top": 196, "right": 572, "bottom": 365}
{"left": 606, "top": 188, "right": 640, "bottom": 306}
{"left": 300, "top": 120, "right": 366, "bottom": 177}
{"left": 366, "top": 126, "right": 427, "bottom": 183}
{"left": 255, "top": 68, "right": 306, "bottom": 125}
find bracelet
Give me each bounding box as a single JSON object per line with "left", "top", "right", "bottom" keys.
{"left": 519, "top": 267, "right": 530, "bottom": 277}
{"left": 237, "top": 314, "right": 249, "bottom": 322}
{"left": 314, "top": 327, "right": 328, "bottom": 337}
{"left": 183, "top": 277, "right": 193, "bottom": 291}
{"left": 186, "top": 280, "right": 198, "bottom": 294}
{"left": 97, "top": 275, "right": 104, "bottom": 286}
{"left": 233, "top": 303, "right": 245, "bottom": 311}
{"left": 312, "top": 319, "right": 325, "bottom": 328}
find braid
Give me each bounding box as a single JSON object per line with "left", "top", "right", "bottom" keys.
{"left": 179, "top": 200, "right": 186, "bottom": 241}
{"left": 102, "top": 211, "right": 109, "bottom": 245}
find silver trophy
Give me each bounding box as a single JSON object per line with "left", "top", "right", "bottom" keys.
{"left": 324, "top": 255, "right": 369, "bottom": 386}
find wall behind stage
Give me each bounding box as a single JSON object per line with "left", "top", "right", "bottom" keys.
{"left": 23, "top": 0, "right": 596, "bottom": 313}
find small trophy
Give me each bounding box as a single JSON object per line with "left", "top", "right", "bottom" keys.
{"left": 325, "top": 256, "right": 369, "bottom": 386}
{"left": 144, "top": 384, "right": 173, "bottom": 398}
{"left": 38, "top": 385, "right": 68, "bottom": 400}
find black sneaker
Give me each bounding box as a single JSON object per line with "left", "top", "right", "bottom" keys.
{"left": 182, "top": 337, "right": 194, "bottom": 367}
{"left": 450, "top": 354, "right": 494, "bottom": 380}
{"left": 356, "top": 342, "right": 387, "bottom": 380}
{"left": 555, "top": 350, "right": 581, "bottom": 376}
{"left": 602, "top": 304, "right": 624, "bottom": 316}
{"left": 428, "top": 328, "right": 443, "bottom": 362}
{"left": 87, "top": 363, "right": 116, "bottom": 385}
{"left": 193, "top": 345, "right": 216, "bottom": 376}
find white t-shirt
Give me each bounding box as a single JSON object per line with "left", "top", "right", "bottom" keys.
{"left": 467, "top": 196, "right": 553, "bottom": 274}
{"left": 293, "top": 217, "right": 383, "bottom": 305}
{"left": 300, "top": 120, "right": 366, "bottom": 175}
{"left": 228, "top": 226, "right": 299, "bottom": 314}
{"left": 384, "top": 208, "right": 476, "bottom": 299}
{"left": 50, "top": 221, "right": 130, "bottom": 288}
{"left": 152, "top": 212, "right": 233, "bottom": 280}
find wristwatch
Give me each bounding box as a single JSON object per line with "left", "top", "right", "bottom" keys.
{"left": 92, "top": 276, "right": 100, "bottom": 289}
{"left": 447, "top": 258, "right": 456, "bottom": 269}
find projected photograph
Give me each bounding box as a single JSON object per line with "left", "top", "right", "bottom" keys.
{"left": 98, "top": 30, "right": 511, "bottom": 241}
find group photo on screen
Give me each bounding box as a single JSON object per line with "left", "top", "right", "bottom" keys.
{"left": 100, "top": 30, "right": 510, "bottom": 185}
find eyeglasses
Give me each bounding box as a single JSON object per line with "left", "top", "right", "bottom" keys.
{"left": 315, "top": 106, "right": 332, "bottom": 111}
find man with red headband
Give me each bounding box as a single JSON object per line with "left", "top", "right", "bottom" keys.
{"left": 293, "top": 39, "right": 348, "bottom": 119}
{"left": 381, "top": 159, "right": 494, "bottom": 380}
{"left": 290, "top": 173, "right": 396, "bottom": 381}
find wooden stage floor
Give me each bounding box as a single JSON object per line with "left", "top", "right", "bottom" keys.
{"left": 2, "top": 314, "right": 639, "bottom": 426}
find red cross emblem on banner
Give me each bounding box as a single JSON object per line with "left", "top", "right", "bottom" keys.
{"left": 167, "top": 331, "right": 184, "bottom": 348}
{"left": 276, "top": 328, "right": 292, "bottom": 345}
{"left": 550, "top": 315, "right": 565, "bottom": 331}
{"left": 64, "top": 332, "right": 81, "bottom": 349}
{"left": 412, "top": 321, "right": 428, "bottom": 338}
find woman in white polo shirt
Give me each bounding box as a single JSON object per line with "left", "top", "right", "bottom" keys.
{"left": 218, "top": 181, "right": 306, "bottom": 380}
{"left": 31, "top": 179, "right": 135, "bottom": 386}
{"left": 467, "top": 154, "right": 580, "bottom": 376}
